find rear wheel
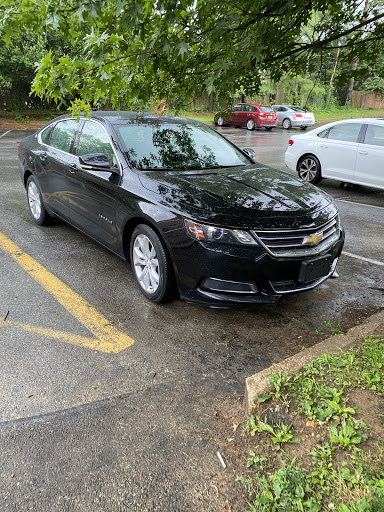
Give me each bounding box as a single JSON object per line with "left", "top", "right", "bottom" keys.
{"left": 282, "top": 118, "right": 292, "bottom": 129}
{"left": 26, "top": 175, "right": 51, "bottom": 225}
{"left": 297, "top": 155, "right": 322, "bottom": 184}
{"left": 130, "top": 224, "right": 175, "bottom": 303}
{"left": 246, "top": 119, "right": 255, "bottom": 130}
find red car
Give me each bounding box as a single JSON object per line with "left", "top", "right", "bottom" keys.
{"left": 215, "top": 103, "right": 278, "bottom": 131}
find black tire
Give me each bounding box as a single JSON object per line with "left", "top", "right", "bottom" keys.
{"left": 246, "top": 119, "right": 255, "bottom": 131}
{"left": 130, "top": 224, "right": 175, "bottom": 303}
{"left": 300, "top": 126, "right": 308, "bottom": 131}
{"left": 265, "top": 127, "right": 273, "bottom": 131}
{"left": 282, "top": 118, "right": 292, "bottom": 129}
{"left": 26, "top": 175, "right": 51, "bottom": 225}
{"left": 216, "top": 117, "right": 224, "bottom": 126}
{"left": 297, "top": 155, "right": 322, "bottom": 184}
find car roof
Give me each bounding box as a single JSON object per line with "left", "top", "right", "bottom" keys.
{"left": 39, "top": 111, "right": 206, "bottom": 129}
{"left": 320, "top": 118, "right": 384, "bottom": 127}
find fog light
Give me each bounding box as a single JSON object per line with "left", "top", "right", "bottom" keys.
{"left": 202, "top": 277, "right": 258, "bottom": 294}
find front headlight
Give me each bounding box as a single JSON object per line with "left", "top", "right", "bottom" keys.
{"left": 184, "top": 219, "right": 258, "bottom": 245}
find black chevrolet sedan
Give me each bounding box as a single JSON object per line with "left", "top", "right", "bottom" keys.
{"left": 17, "top": 112, "right": 344, "bottom": 306}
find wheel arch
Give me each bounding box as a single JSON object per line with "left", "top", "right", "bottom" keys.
{"left": 122, "top": 216, "right": 169, "bottom": 263}
{"left": 23, "top": 169, "right": 33, "bottom": 189}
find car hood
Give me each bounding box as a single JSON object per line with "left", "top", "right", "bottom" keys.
{"left": 138, "top": 164, "right": 336, "bottom": 229}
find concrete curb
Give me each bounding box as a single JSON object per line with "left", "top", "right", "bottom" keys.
{"left": 244, "top": 309, "right": 384, "bottom": 414}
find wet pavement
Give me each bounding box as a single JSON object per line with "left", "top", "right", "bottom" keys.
{"left": 0, "top": 126, "right": 383, "bottom": 511}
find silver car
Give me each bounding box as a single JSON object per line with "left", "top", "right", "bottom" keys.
{"left": 273, "top": 105, "right": 315, "bottom": 130}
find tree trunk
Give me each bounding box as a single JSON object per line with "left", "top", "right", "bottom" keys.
{"left": 344, "top": 0, "right": 371, "bottom": 105}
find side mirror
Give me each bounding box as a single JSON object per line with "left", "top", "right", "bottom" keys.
{"left": 242, "top": 148, "right": 256, "bottom": 160}
{"left": 79, "top": 153, "right": 119, "bottom": 173}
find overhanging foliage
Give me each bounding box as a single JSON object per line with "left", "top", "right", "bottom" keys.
{"left": 1, "top": 0, "right": 384, "bottom": 112}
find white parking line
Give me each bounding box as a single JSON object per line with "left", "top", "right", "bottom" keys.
{"left": 336, "top": 199, "right": 384, "bottom": 210}
{"left": 343, "top": 251, "right": 384, "bottom": 267}
{"left": 0, "top": 130, "right": 12, "bottom": 139}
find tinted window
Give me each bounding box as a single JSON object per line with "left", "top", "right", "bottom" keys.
{"left": 290, "top": 106, "right": 305, "bottom": 112}
{"left": 364, "top": 124, "right": 384, "bottom": 147}
{"left": 259, "top": 106, "right": 274, "bottom": 113}
{"left": 317, "top": 128, "right": 329, "bottom": 139}
{"left": 117, "top": 123, "right": 248, "bottom": 170}
{"left": 50, "top": 120, "right": 79, "bottom": 153}
{"left": 233, "top": 105, "right": 242, "bottom": 112}
{"left": 40, "top": 125, "right": 53, "bottom": 144}
{"left": 278, "top": 107, "right": 287, "bottom": 112}
{"left": 78, "top": 121, "right": 115, "bottom": 166}
{"left": 327, "top": 123, "right": 362, "bottom": 143}
{"left": 249, "top": 106, "right": 257, "bottom": 112}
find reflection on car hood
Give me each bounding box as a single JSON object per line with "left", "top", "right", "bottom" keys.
{"left": 138, "top": 164, "right": 334, "bottom": 228}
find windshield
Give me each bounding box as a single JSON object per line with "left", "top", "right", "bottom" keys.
{"left": 116, "top": 123, "right": 249, "bottom": 170}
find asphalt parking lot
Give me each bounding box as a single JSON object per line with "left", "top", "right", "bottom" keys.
{"left": 0, "top": 125, "right": 383, "bottom": 511}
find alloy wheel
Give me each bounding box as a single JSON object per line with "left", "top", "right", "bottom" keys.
{"left": 299, "top": 158, "right": 318, "bottom": 182}
{"left": 133, "top": 234, "right": 160, "bottom": 294}
{"left": 28, "top": 181, "right": 42, "bottom": 220}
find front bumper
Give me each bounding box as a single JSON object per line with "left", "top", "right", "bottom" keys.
{"left": 169, "top": 228, "right": 345, "bottom": 306}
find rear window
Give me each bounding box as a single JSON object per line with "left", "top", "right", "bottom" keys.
{"left": 259, "top": 106, "right": 274, "bottom": 113}
{"left": 290, "top": 106, "right": 305, "bottom": 113}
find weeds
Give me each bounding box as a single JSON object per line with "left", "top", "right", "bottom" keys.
{"left": 237, "top": 336, "right": 384, "bottom": 511}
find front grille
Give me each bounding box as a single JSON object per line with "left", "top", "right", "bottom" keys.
{"left": 252, "top": 215, "right": 340, "bottom": 258}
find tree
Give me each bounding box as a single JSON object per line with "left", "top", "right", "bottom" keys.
{"left": 1, "top": 0, "right": 384, "bottom": 113}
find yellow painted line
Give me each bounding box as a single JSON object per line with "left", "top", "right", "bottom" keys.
{"left": 0, "top": 231, "right": 135, "bottom": 353}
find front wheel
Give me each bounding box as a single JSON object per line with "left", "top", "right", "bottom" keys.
{"left": 216, "top": 117, "right": 224, "bottom": 127}
{"left": 246, "top": 119, "right": 255, "bottom": 130}
{"left": 130, "top": 224, "right": 175, "bottom": 303}
{"left": 26, "top": 175, "right": 51, "bottom": 225}
{"left": 297, "top": 155, "right": 322, "bottom": 184}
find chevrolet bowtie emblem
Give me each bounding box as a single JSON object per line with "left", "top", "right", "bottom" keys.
{"left": 304, "top": 232, "right": 323, "bottom": 246}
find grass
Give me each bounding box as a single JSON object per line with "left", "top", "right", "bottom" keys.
{"left": 237, "top": 335, "right": 384, "bottom": 512}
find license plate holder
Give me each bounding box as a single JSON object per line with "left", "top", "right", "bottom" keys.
{"left": 298, "top": 254, "right": 333, "bottom": 284}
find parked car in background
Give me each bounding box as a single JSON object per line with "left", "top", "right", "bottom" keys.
{"left": 273, "top": 105, "right": 315, "bottom": 130}
{"left": 285, "top": 118, "right": 384, "bottom": 190}
{"left": 215, "top": 103, "right": 278, "bottom": 131}
{"left": 18, "top": 112, "right": 343, "bottom": 306}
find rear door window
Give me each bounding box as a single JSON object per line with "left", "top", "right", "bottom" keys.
{"left": 326, "top": 123, "right": 363, "bottom": 143}
{"left": 49, "top": 120, "right": 79, "bottom": 153}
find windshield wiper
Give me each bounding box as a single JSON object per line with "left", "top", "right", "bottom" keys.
{"left": 201, "top": 164, "right": 246, "bottom": 169}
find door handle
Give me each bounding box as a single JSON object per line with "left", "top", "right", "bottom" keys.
{"left": 358, "top": 150, "right": 368, "bottom": 155}
{"left": 68, "top": 163, "right": 78, "bottom": 173}
{"left": 319, "top": 144, "right": 328, "bottom": 149}
{"left": 40, "top": 152, "right": 47, "bottom": 161}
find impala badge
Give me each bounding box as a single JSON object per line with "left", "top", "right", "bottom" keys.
{"left": 303, "top": 232, "right": 323, "bottom": 246}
